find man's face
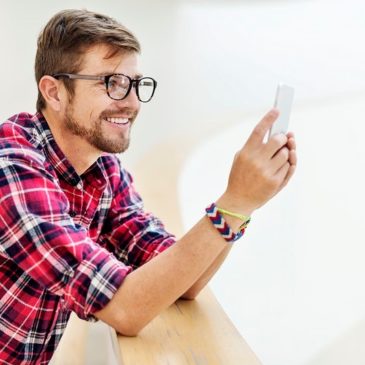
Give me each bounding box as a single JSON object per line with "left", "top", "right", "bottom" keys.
{"left": 61, "top": 44, "right": 141, "bottom": 154}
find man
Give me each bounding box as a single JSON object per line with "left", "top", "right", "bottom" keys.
{"left": 0, "top": 9, "right": 297, "bottom": 364}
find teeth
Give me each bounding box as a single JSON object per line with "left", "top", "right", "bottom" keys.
{"left": 105, "top": 117, "right": 129, "bottom": 125}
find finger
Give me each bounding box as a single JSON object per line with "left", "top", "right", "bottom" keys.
{"left": 246, "top": 108, "right": 279, "bottom": 148}
{"left": 275, "top": 161, "right": 291, "bottom": 188}
{"left": 287, "top": 136, "right": 296, "bottom": 151}
{"left": 270, "top": 146, "right": 290, "bottom": 173}
{"left": 286, "top": 131, "right": 295, "bottom": 139}
{"left": 264, "top": 133, "right": 288, "bottom": 159}
{"left": 288, "top": 149, "right": 297, "bottom": 166}
{"left": 279, "top": 164, "right": 296, "bottom": 190}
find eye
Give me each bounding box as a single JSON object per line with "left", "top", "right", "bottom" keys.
{"left": 108, "top": 75, "right": 129, "bottom": 90}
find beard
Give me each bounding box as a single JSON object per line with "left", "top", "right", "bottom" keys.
{"left": 64, "top": 103, "right": 136, "bottom": 154}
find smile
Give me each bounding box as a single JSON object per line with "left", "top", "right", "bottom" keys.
{"left": 104, "top": 117, "right": 130, "bottom": 125}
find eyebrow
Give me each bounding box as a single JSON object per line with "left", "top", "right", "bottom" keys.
{"left": 95, "top": 71, "right": 144, "bottom": 79}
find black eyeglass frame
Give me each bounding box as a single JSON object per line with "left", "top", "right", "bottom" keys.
{"left": 52, "top": 73, "right": 157, "bottom": 103}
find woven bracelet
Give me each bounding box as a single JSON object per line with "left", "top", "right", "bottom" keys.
{"left": 205, "top": 203, "right": 251, "bottom": 243}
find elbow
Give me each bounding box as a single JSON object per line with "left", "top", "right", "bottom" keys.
{"left": 180, "top": 294, "right": 197, "bottom": 301}
{"left": 114, "top": 312, "right": 148, "bottom": 337}
{"left": 115, "top": 321, "right": 144, "bottom": 337}
{"left": 115, "top": 320, "right": 143, "bottom": 337}
{"left": 180, "top": 289, "right": 199, "bottom": 301}
{"left": 116, "top": 327, "right": 140, "bottom": 337}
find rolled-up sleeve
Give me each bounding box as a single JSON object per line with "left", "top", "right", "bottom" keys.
{"left": 0, "top": 158, "right": 131, "bottom": 320}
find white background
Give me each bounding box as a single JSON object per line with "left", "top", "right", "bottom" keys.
{"left": 1, "top": 1, "right": 365, "bottom": 364}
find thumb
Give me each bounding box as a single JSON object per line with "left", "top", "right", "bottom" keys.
{"left": 246, "top": 108, "right": 279, "bottom": 147}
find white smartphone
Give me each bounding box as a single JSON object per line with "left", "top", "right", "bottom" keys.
{"left": 269, "top": 84, "right": 294, "bottom": 137}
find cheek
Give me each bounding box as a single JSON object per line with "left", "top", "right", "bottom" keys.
{"left": 67, "top": 85, "right": 110, "bottom": 120}
{"left": 71, "top": 100, "right": 106, "bottom": 123}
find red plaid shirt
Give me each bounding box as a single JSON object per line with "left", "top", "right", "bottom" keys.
{"left": 0, "top": 112, "right": 175, "bottom": 364}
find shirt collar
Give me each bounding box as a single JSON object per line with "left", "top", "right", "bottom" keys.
{"left": 32, "top": 112, "right": 82, "bottom": 187}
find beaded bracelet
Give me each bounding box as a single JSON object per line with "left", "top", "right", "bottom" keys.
{"left": 205, "top": 203, "right": 251, "bottom": 242}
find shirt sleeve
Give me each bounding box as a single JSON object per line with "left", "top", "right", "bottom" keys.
{"left": 0, "top": 157, "right": 131, "bottom": 321}
{"left": 99, "top": 162, "right": 176, "bottom": 270}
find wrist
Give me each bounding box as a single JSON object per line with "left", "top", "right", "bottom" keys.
{"left": 215, "top": 194, "right": 255, "bottom": 233}
{"left": 216, "top": 193, "right": 256, "bottom": 219}
{"left": 205, "top": 202, "right": 251, "bottom": 242}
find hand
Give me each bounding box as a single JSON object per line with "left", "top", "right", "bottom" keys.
{"left": 217, "top": 108, "right": 297, "bottom": 215}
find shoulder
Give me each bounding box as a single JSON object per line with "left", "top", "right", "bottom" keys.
{"left": 0, "top": 112, "right": 46, "bottom": 166}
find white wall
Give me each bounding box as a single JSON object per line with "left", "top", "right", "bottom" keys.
{"left": 3, "top": 0, "right": 365, "bottom": 166}
{"left": 180, "top": 93, "right": 365, "bottom": 365}
{"left": 175, "top": 1, "right": 365, "bottom": 364}
{"left": 1, "top": 0, "right": 365, "bottom": 364}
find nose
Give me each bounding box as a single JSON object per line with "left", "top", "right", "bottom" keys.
{"left": 117, "top": 84, "right": 140, "bottom": 110}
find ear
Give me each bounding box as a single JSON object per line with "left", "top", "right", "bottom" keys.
{"left": 38, "top": 76, "right": 63, "bottom": 112}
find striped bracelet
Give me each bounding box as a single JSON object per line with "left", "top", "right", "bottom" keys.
{"left": 205, "top": 203, "right": 251, "bottom": 242}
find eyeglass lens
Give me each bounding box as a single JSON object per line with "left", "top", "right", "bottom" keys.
{"left": 108, "top": 75, "right": 155, "bottom": 102}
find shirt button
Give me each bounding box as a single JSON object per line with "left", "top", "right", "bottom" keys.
{"left": 76, "top": 183, "right": 83, "bottom": 190}
{"left": 69, "top": 211, "right": 77, "bottom": 218}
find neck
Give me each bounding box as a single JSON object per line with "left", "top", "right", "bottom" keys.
{"left": 42, "top": 109, "right": 101, "bottom": 175}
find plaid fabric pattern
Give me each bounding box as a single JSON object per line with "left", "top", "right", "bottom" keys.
{"left": 0, "top": 112, "right": 176, "bottom": 364}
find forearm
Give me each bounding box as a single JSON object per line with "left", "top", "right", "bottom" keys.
{"left": 95, "top": 215, "right": 228, "bottom": 335}
{"left": 181, "top": 244, "right": 231, "bottom": 299}
{"left": 181, "top": 196, "right": 253, "bottom": 299}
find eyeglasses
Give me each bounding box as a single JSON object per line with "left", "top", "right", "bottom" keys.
{"left": 53, "top": 73, "right": 157, "bottom": 103}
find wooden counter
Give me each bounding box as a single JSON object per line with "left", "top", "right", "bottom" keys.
{"left": 52, "top": 287, "right": 261, "bottom": 365}
{"left": 114, "top": 287, "right": 262, "bottom": 365}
